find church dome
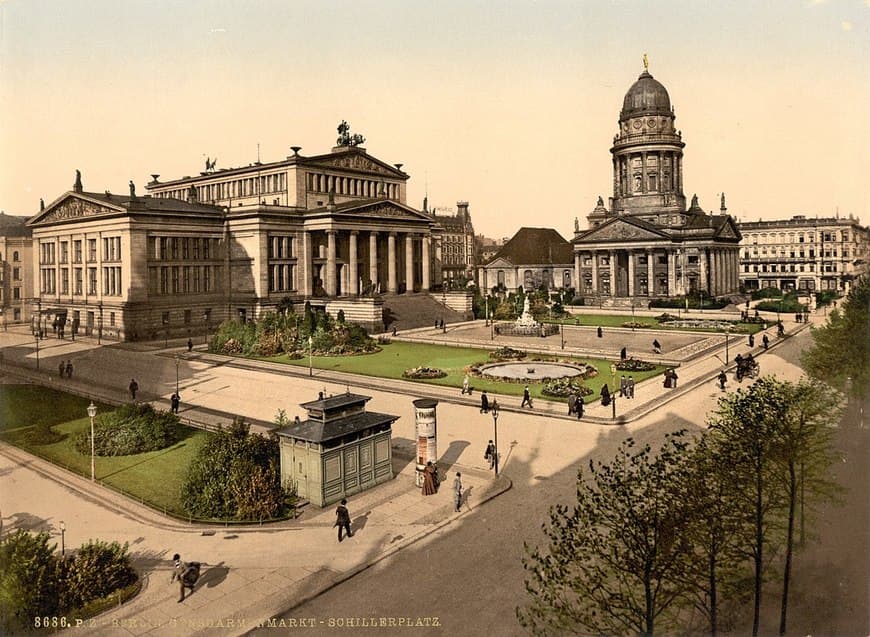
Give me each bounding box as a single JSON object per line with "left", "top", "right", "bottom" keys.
{"left": 620, "top": 70, "right": 671, "bottom": 120}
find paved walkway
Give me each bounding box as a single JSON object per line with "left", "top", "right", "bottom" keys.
{"left": 0, "top": 308, "right": 813, "bottom": 636}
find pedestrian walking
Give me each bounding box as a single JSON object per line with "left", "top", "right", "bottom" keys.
{"left": 567, "top": 391, "right": 576, "bottom": 415}
{"left": 170, "top": 554, "right": 200, "bottom": 603}
{"left": 597, "top": 326, "right": 603, "bottom": 338}
{"left": 626, "top": 376, "right": 635, "bottom": 399}
{"left": 574, "top": 394, "right": 585, "bottom": 419}
{"left": 170, "top": 393, "right": 180, "bottom": 414}
{"left": 762, "top": 334, "right": 770, "bottom": 350}
{"left": 619, "top": 375, "right": 627, "bottom": 397}
{"left": 129, "top": 378, "right": 139, "bottom": 400}
{"left": 66, "top": 360, "right": 73, "bottom": 379}
{"left": 521, "top": 385, "right": 533, "bottom": 409}
{"left": 484, "top": 440, "right": 496, "bottom": 470}
{"left": 187, "top": 338, "right": 193, "bottom": 352}
{"left": 462, "top": 375, "right": 470, "bottom": 395}
{"left": 620, "top": 347, "right": 627, "bottom": 361}
{"left": 480, "top": 390, "right": 489, "bottom": 414}
{"left": 453, "top": 472, "right": 463, "bottom": 512}
{"left": 600, "top": 384, "right": 611, "bottom": 407}
{"left": 58, "top": 361, "right": 66, "bottom": 379}
{"left": 748, "top": 334, "right": 755, "bottom": 347}
{"left": 335, "top": 498, "right": 352, "bottom": 541}
{"left": 652, "top": 339, "right": 661, "bottom": 354}
{"left": 718, "top": 370, "right": 727, "bottom": 391}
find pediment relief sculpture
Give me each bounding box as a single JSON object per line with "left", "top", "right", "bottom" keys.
{"left": 583, "top": 221, "right": 663, "bottom": 242}
{"left": 41, "top": 198, "right": 116, "bottom": 223}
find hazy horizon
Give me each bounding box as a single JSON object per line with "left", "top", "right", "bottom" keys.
{"left": 1, "top": 0, "right": 867, "bottom": 239}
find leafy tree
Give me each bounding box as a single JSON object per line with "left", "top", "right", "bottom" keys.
{"left": 706, "top": 377, "right": 791, "bottom": 637}
{"left": 0, "top": 530, "right": 58, "bottom": 634}
{"left": 802, "top": 274, "right": 869, "bottom": 398}
{"left": 181, "top": 418, "right": 289, "bottom": 520}
{"left": 73, "top": 403, "right": 179, "bottom": 456}
{"left": 518, "top": 433, "right": 694, "bottom": 637}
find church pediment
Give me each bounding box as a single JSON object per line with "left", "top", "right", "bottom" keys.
{"left": 483, "top": 257, "right": 513, "bottom": 268}
{"left": 31, "top": 195, "right": 122, "bottom": 225}
{"left": 334, "top": 201, "right": 431, "bottom": 222}
{"left": 577, "top": 218, "right": 669, "bottom": 243}
{"left": 714, "top": 218, "right": 741, "bottom": 241}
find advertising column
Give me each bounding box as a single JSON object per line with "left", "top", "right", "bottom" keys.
{"left": 412, "top": 398, "right": 438, "bottom": 488}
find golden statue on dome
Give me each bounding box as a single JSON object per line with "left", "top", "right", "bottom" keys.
{"left": 643, "top": 53, "right": 649, "bottom": 71}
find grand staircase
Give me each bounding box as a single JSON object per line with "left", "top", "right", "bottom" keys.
{"left": 381, "top": 293, "right": 470, "bottom": 331}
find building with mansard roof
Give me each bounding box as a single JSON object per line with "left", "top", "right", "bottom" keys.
{"left": 0, "top": 212, "right": 33, "bottom": 327}
{"left": 478, "top": 227, "right": 574, "bottom": 293}
{"left": 424, "top": 199, "right": 476, "bottom": 287}
{"left": 26, "top": 127, "right": 451, "bottom": 340}
{"left": 572, "top": 63, "right": 741, "bottom": 304}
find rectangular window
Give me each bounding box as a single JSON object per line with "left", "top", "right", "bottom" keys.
{"left": 182, "top": 238, "right": 190, "bottom": 260}
{"left": 74, "top": 268, "right": 83, "bottom": 295}
{"left": 88, "top": 268, "right": 97, "bottom": 295}
{"left": 184, "top": 309, "right": 192, "bottom": 324}
{"left": 159, "top": 237, "right": 168, "bottom": 260}
{"left": 61, "top": 269, "right": 69, "bottom": 294}
{"left": 204, "top": 266, "right": 211, "bottom": 291}
{"left": 13, "top": 287, "right": 20, "bottom": 300}
{"left": 13, "top": 267, "right": 20, "bottom": 280}
{"left": 203, "top": 239, "right": 210, "bottom": 259}
{"left": 171, "top": 266, "right": 180, "bottom": 293}
{"left": 110, "top": 312, "right": 116, "bottom": 327}
{"left": 192, "top": 239, "right": 199, "bottom": 259}
{"left": 88, "top": 239, "right": 97, "bottom": 262}
{"left": 171, "top": 238, "right": 179, "bottom": 260}
{"left": 60, "top": 242, "right": 69, "bottom": 263}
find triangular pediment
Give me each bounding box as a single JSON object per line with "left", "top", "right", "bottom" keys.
{"left": 714, "top": 217, "right": 742, "bottom": 241}
{"left": 306, "top": 150, "right": 404, "bottom": 178}
{"left": 483, "top": 257, "right": 514, "bottom": 268}
{"left": 29, "top": 194, "right": 124, "bottom": 226}
{"left": 576, "top": 217, "right": 670, "bottom": 243}
{"left": 335, "top": 200, "right": 432, "bottom": 222}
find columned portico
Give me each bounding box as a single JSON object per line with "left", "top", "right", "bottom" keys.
{"left": 421, "top": 235, "right": 431, "bottom": 291}
{"left": 591, "top": 252, "right": 599, "bottom": 293}
{"left": 609, "top": 250, "right": 617, "bottom": 296}
{"left": 646, "top": 249, "right": 655, "bottom": 296}
{"left": 627, "top": 251, "right": 635, "bottom": 297}
{"left": 326, "top": 230, "right": 337, "bottom": 296}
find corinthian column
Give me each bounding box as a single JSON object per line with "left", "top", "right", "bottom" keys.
{"left": 405, "top": 234, "right": 415, "bottom": 292}
{"left": 348, "top": 231, "right": 358, "bottom": 295}
{"left": 422, "top": 235, "right": 431, "bottom": 291}
{"left": 387, "top": 233, "right": 397, "bottom": 293}
{"left": 369, "top": 232, "right": 378, "bottom": 291}
{"left": 326, "top": 230, "right": 337, "bottom": 296}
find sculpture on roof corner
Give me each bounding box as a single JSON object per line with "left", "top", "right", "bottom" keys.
{"left": 205, "top": 157, "right": 217, "bottom": 171}
{"left": 74, "top": 169, "right": 82, "bottom": 192}
{"left": 336, "top": 120, "right": 366, "bottom": 147}
{"left": 129, "top": 181, "right": 136, "bottom": 197}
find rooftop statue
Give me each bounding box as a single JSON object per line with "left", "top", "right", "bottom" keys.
{"left": 74, "top": 169, "right": 82, "bottom": 192}
{"left": 336, "top": 120, "right": 366, "bottom": 147}
{"left": 129, "top": 180, "right": 136, "bottom": 197}
{"left": 643, "top": 53, "right": 649, "bottom": 71}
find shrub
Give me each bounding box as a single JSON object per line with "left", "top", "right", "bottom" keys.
{"left": 181, "top": 418, "right": 292, "bottom": 521}
{"left": 402, "top": 366, "right": 447, "bottom": 379}
{"left": 541, "top": 378, "right": 594, "bottom": 397}
{"left": 57, "top": 540, "right": 137, "bottom": 612}
{"left": 73, "top": 403, "right": 180, "bottom": 456}
{"left": 751, "top": 286, "right": 783, "bottom": 300}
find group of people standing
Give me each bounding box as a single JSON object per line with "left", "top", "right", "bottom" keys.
{"left": 57, "top": 359, "right": 74, "bottom": 379}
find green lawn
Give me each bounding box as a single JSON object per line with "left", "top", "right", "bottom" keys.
{"left": 545, "top": 314, "right": 764, "bottom": 334}
{"left": 0, "top": 385, "right": 208, "bottom": 517}
{"left": 262, "top": 342, "right": 665, "bottom": 402}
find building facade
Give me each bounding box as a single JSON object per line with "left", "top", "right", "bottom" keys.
{"left": 478, "top": 227, "right": 574, "bottom": 293}
{"left": 426, "top": 200, "right": 476, "bottom": 287}
{"left": 572, "top": 63, "right": 741, "bottom": 303}
{"left": 738, "top": 215, "right": 870, "bottom": 293}
{"left": 28, "top": 128, "right": 440, "bottom": 340}
{"left": 0, "top": 213, "right": 33, "bottom": 327}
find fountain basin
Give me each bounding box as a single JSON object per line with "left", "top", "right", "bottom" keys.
{"left": 480, "top": 361, "right": 591, "bottom": 381}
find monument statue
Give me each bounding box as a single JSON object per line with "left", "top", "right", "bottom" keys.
{"left": 40, "top": 198, "right": 45, "bottom": 211}
{"left": 643, "top": 53, "right": 649, "bottom": 71}
{"left": 574, "top": 217, "right": 579, "bottom": 233}
{"left": 336, "top": 120, "right": 366, "bottom": 147}
{"left": 129, "top": 180, "right": 136, "bottom": 197}
{"left": 597, "top": 196, "right": 604, "bottom": 207}
{"left": 74, "top": 169, "right": 82, "bottom": 192}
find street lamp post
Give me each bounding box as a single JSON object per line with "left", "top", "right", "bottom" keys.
{"left": 203, "top": 313, "right": 210, "bottom": 348}
{"left": 491, "top": 399, "right": 500, "bottom": 476}
{"left": 490, "top": 311, "right": 494, "bottom": 340}
{"left": 35, "top": 332, "right": 40, "bottom": 370}
{"left": 725, "top": 326, "right": 730, "bottom": 362}
{"left": 87, "top": 402, "right": 97, "bottom": 482}
{"left": 308, "top": 335, "right": 313, "bottom": 377}
{"left": 560, "top": 319, "right": 565, "bottom": 349}
{"left": 59, "top": 520, "right": 66, "bottom": 556}
{"left": 175, "top": 355, "right": 180, "bottom": 396}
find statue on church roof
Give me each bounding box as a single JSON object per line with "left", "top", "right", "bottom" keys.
{"left": 574, "top": 217, "right": 579, "bottom": 233}
{"left": 691, "top": 193, "right": 699, "bottom": 208}
{"left": 643, "top": 53, "right": 649, "bottom": 71}
{"left": 597, "top": 196, "right": 604, "bottom": 207}
{"left": 40, "top": 198, "right": 45, "bottom": 211}
{"left": 129, "top": 181, "right": 136, "bottom": 197}
{"left": 74, "top": 169, "right": 82, "bottom": 193}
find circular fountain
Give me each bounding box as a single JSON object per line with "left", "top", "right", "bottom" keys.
{"left": 480, "top": 361, "right": 593, "bottom": 381}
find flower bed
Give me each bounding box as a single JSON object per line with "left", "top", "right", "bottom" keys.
{"left": 616, "top": 358, "right": 656, "bottom": 372}
{"left": 541, "top": 378, "right": 594, "bottom": 397}
{"left": 402, "top": 366, "right": 447, "bottom": 379}
{"left": 489, "top": 346, "right": 527, "bottom": 361}
{"left": 621, "top": 321, "right": 647, "bottom": 329}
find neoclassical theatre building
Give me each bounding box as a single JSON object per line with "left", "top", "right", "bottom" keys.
{"left": 572, "top": 62, "right": 741, "bottom": 304}
{"left": 28, "top": 126, "right": 453, "bottom": 340}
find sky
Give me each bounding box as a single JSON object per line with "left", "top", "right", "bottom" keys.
{"left": 0, "top": 0, "right": 867, "bottom": 239}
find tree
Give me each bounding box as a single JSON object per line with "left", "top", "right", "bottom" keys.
{"left": 518, "top": 433, "right": 694, "bottom": 636}
{"left": 802, "top": 274, "right": 869, "bottom": 398}
{"left": 0, "top": 530, "right": 58, "bottom": 634}
{"left": 768, "top": 379, "right": 842, "bottom": 635}
{"left": 706, "top": 377, "right": 791, "bottom": 637}
{"left": 57, "top": 540, "right": 137, "bottom": 611}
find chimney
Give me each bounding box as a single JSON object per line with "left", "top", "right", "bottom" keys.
{"left": 457, "top": 201, "right": 469, "bottom": 221}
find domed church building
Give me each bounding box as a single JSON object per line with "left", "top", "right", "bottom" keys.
{"left": 572, "top": 59, "right": 741, "bottom": 304}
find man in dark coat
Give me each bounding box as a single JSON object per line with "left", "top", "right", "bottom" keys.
{"left": 484, "top": 440, "right": 496, "bottom": 470}
{"left": 66, "top": 360, "right": 73, "bottom": 378}
{"left": 597, "top": 326, "right": 603, "bottom": 338}
{"left": 762, "top": 334, "right": 770, "bottom": 350}
{"left": 748, "top": 334, "right": 755, "bottom": 347}
{"left": 480, "top": 390, "right": 489, "bottom": 414}
{"left": 620, "top": 347, "right": 627, "bottom": 360}
{"left": 521, "top": 386, "right": 533, "bottom": 409}
{"left": 600, "top": 384, "right": 611, "bottom": 407}
{"left": 574, "top": 394, "right": 585, "bottom": 419}
{"left": 718, "top": 370, "right": 727, "bottom": 391}
{"left": 652, "top": 339, "right": 661, "bottom": 354}
{"left": 170, "top": 393, "right": 180, "bottom": 414}
{"left": 335, "top": 498, "right": 352, "bottom": 542}
{"left": 187, "top": 338, "right": 193, "bottom": 352}
{"left": 129, "top": 378, "right": 139, "bottom": 400}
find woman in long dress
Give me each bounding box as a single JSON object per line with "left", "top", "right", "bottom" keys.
{"left": 422, "top": 461, "right": 439, "bottom": 496}
{"left": 600, "top": 384, "right": 611, "bottom": 407}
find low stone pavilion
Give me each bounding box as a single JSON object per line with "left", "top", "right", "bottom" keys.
{"left": 276, "top": 392, "right": 398, "bottom": 507}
